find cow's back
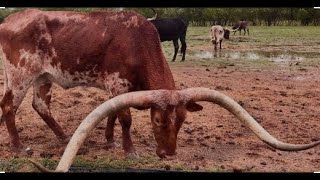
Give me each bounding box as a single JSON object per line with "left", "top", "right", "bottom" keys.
{"left": 0, "top": 9, "right": 176, "bottom": 91}
{"left": 151, "top": 18, "right": 187, "bottom": 41}
{"left": 232, "top": 20, "right": 248, "bottom": 29}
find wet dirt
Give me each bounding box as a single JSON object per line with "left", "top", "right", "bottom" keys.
{"left": 0, "top": 60, "right": 319, "bottom": 172}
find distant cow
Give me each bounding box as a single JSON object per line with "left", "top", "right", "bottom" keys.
{"left": 147, "top": 9, "right": 188, "bottom": 62}
{"left": 210, "top": 25, "right": 230, "bottom": 50}
{"left": 0, "top": 9, "right": 202, "bottom": 158}
{"left": 232, "top": 20, "right": 249, "bottom": 35}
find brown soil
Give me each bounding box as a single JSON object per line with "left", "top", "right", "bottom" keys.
{"left": 0, "top": 63, "right": 320, "bottom": 172}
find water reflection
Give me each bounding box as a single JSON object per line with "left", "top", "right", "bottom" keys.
{"left": 193, "top": 50, "right": 308, "bottom": 64}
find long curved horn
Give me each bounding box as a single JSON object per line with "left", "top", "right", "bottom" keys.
{"left": 230, "top": 27, "right": 239, "bottom": 32}
{"left": 224, "top": 28, "right": 233, "bottom": 32}
{"left": 31, "top": 87, "right": 320, "bottom": 172}
{"left": 147, "top": 8, "right": 157, "bottom": 21}
{"left": 29, "top": 90, "right": 175, "bottom": 172}
{"left": 180, "top": 88, "right": 320, "bottom": 151}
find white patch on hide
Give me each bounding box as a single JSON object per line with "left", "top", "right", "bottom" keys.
{"left": 1, "top": 35, "right": 132, "bottom": 110}
{"left": 107, "top": 13, "right": 125, "bottom": 21}
{"left": 46, "top": 12, "right": 89, "bottom": 24}
{"left": 46, "top": 62, "right": 105, "bottom": 89}
{"left": 104, "top": 72, "right": 132, "bottom": 96}
{"left": 210, "top": 25, "right": 224, "bottom": 43}
{"left": 33, "top": 93, "right": 49, "bottom": 114}
{"left": 0, "top": 44, "right": 58, "bottom": 108}
{"left": 0, "top": 45, "right": 8, "bottom": 95}
{"left": 123, "top": 16, "right": 140, "bottom": 28}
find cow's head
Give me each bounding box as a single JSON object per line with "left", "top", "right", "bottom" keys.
{"left": 151, "top": 102, "right": 203, "bottom": 158}
{"left": 223, "top": 28, "right": 230, "bottom": 39}
{"left": 232, "top": 21, "right": 241, "bottom": 29}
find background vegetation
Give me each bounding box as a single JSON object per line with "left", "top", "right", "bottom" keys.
{"left": 1, "top": 8, "right": 320, "bottom": 26}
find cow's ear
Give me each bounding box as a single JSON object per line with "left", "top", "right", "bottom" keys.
{"left": 186, "top": 102, "right": 203, "bottom": 112}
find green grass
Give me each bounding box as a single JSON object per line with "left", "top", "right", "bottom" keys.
{"left": 186, "top": 26, "right": 320, "bottom": 46}
{"left": 0, "top": 158, "right": 28, "bottom": 172}
{"left": 0, "top": 155, "right": 204, "bottom": 172}
{"left": 161, "top": 26, "right": 320, "bottom": 71}
{"left": 250, "top": 26, "right": 320, "bottom": 43}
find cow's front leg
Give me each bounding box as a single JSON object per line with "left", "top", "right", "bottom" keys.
{"left": 103, "top": 74, "right": 136, "bottom": 157}
{"left": 118, "top": 108, "right": 139, "bottom": 159}
{"left": 172, "top": 39, "right": 179, "bottom": 62}
{"left": 1, "top": 84, "right": 32, "bottom": 151}
{"left": 105, "top": 114, "right": 120, "bottom": 148}
{"left": 1, "top": 101, "right": 22, "bottom": 152}
{"left": 214, "top": 42, "right": 218, "bottom": 51}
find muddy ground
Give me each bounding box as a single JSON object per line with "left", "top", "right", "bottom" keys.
{"left": 0, "top": 27, "right": 320, "bottom": 172}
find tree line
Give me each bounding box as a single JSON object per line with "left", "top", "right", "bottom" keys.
{"left": 1, "top": 8, "right": 320, "bottom": 26}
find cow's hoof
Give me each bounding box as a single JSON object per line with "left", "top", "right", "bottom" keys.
{"left": 125, "top": 151, "right": 140, "bottom": 159}
{"left": 106, "top": 141, "right": 120, "bottom": 149}
{"left": 10, "top": 143, "right": 24, "bottom": 153}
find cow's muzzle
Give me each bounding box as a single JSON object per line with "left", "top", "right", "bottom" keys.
{"left": 156, "top": 148, "right": 176, "bottom": 159}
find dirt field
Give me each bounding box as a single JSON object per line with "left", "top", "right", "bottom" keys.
{"left": 0, "top": 26, "right": 320, "bottom": 172}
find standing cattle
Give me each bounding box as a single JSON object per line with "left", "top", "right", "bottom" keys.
{"left": 2, "top": 10, "right": 320, "bottom": 171}
{"left": 210, "top": 25, "right": 230, "bottom": 50}
{"left": 232, "top": 20, "right": 249, "bottom": 36}
{"left": 0, "top": 9, "right": 202, "bottom": 158}
{"left": 147, "top": 9, "right": 188, "bottom": 62}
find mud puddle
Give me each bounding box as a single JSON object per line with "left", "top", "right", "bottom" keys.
{"left": 192, "top": 50, "right": 319, "bottom": 65}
